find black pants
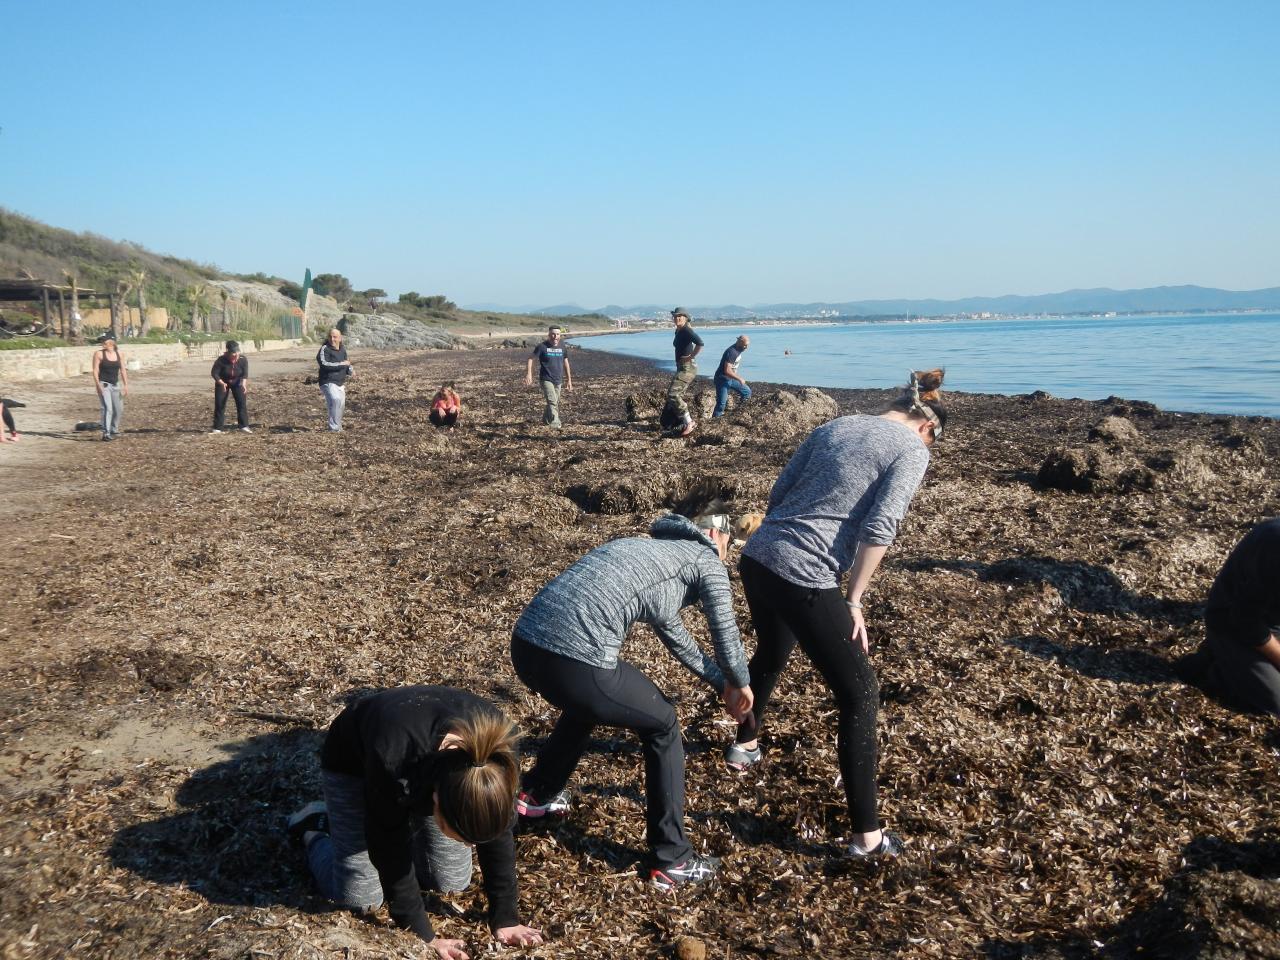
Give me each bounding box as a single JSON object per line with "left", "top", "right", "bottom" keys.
{"left": 430, "top": 409, "right": 458, "bottom": 428}
{"left": 1178, "top": 627, "right": 1280, "bottom": 715}
{"left": 511, "top": 634, "right": 692, "bottom": 868}
{"left": 737, "top": 554, "right": 881, "bottom": 833}
{"left": 214, "top": 383, "right": 248, "bottom": 429}
{"left": 1, "top": 406, "right": 14, "bottom": 433}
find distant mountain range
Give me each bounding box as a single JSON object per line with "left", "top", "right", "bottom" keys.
{"left": 464, "top": 285, "right": 1280, "bottom": 320}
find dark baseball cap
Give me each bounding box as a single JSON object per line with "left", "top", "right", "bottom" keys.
{"left": 225, "top": 340, "right": 241, "bottom": 352}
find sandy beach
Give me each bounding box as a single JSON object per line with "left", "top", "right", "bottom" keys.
{"left": 2, "top": 345, "right": 1278, "bottom": 958}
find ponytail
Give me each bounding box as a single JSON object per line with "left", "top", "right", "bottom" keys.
{"left": 889, "top": 368, "right": 948, "bottom": 438}
{"left": 434, "top": 712, "right": 520, "bottom": 845}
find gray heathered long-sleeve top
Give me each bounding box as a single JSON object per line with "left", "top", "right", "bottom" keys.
{"left": 513, "top": 515, "right": 749, "bottom": 691}
{"left": 742, "top": 415, "right": 931, "bottom": 590}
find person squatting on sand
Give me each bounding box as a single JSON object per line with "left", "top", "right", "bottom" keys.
{"left": 665, "top": 308, "right": 703, "bottom": 437}
{"left": 92, "top": 333, "right": 129, "bottom": 441}
{"left": 210, "top": 340, "right": 251, "bottom": 434}
{"left": 1175, "top": 517, "right": 1280, "bottom": 715}
{"left": 712, "top": 334, "right": 751, "bottom": 418}
{"left": 525, "top": 325, "right": 572, "bottom": 429}
{"left": 510, "top": 497, "right": 754, "bottom": 890}
{"left": 430, "top": 383, "right": 462, "bottom": 428}
{"left": 725, "top": 369, "right": 948, "bottom": 859}
{"left": 288, "top": 685, "right": 543, "bottom": 960}
{"left": 316, "top": 328, "right": 354, "bottom": 431}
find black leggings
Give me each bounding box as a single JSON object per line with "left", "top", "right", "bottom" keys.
{"left": 1, "top": 406, "right": 14, "bottom": 433}
{"left": 213, "top": 382, "right": 248, "bottom": 429}
{"left": 510, "top": 634, "right": 692, "bottom": 868}
{"left": 429, "top": 409, "right": 458, "bottom": 428}
{"left": 737, "top": 554, "right": 881, "bottom": 833}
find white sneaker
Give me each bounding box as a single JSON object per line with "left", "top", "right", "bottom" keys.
{"left": 240, "top": 427, "right": 253, "bottom": 433}
{"left": 209, "top": 429, "right": 223, "bottom": 434}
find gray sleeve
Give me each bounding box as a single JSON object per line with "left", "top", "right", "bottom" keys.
{"left": 860, "top": 446, "right": 930, "bottom": 546}
{"left": 696, "top": 561, "right": 749, "bottom": 688}
{"left": 650, "top": 615, "right": 725, "bottom": 691}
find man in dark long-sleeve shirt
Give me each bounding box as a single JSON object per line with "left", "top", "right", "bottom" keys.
{"left": 210, "top": 341, "right": 250, "bottom": 434}
{"left": 316, "top": 327, "right": 354, "bottom": 431}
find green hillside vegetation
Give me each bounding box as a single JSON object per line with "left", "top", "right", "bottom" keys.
{"left": 0, "top": 208, "right": 610, "bottom": 341}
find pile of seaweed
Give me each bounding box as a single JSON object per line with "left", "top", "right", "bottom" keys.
{"left": 1, "top": 347, "right": 1279, "bottom": 959}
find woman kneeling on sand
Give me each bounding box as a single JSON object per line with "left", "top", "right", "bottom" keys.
{"left": 510, "top": 492, "right": 754, "bottom": 890}
{"left": 288, "top": 686, "right": 543, "bottom": 960}
{"left": 725, "top": 369, "right": 947, "bottom": 860}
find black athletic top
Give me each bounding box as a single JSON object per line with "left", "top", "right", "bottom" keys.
{"left": 97, "top": 352, "right": 121, "bottom": 385}
{"left": 673, "top": 325, "right": 704, "bottom": 363}
{"left": 320, "top": 686, "right": 520, "bottom": 942}
{"left": 316, "top": 343, "right": 351, "bottom": 385}
{"left": 211, "top": 354, "right": 248, "bottom": 386}
{"left": 1206, "top": 518, "right": 1280, "bottom": 648}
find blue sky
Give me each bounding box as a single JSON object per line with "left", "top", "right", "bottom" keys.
{"left": 3, "top": 1, "right": 1277, "bottom": 307}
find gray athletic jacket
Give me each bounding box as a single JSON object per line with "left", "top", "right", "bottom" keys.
{"left": 513, "top": 515, "right": 749, "bottom": 691}
{"left": 743, "top": 415, "right": 931, "bottom": 590}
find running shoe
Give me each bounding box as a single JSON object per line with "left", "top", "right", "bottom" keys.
{"left": 209, "top": 429, "right": 223, "bottom": 434}
{"left": 287, "top": 801, "right": 329, "bottom": 840}
{"left": 723, "top": 742, "right": 762, "bottom": 772}
{"left": 847, "top": 831, "right": 903, "bottom": 859}
{"left": 515, "top": 788, "right": 572, "bottom": 819}
{"left": 650, "top": 854, "right": 721, "bottom": 891}
{"left": 240, "top": 427, "right": 253, "bottom": 433}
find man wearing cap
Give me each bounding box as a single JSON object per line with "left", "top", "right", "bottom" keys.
{"left": 666, "top": 308, "right": 703, "bottom": 437}
{"left": 712, "top": 335, "right": 751, "bottom": 418}
{"left": 524, "top": 325, "right": 573, "bottom": 429}
{"left": 210, "top": 340, "right": 251, "bottom": 434}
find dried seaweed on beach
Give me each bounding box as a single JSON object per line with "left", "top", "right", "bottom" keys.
{"left": 2, "top": 346, "right": 1279, "bottom": 959}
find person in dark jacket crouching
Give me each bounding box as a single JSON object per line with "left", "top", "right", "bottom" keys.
{"left": 1176, "top": 518, "right": 1280, "bottom": 715}
{"left": 210, "top": 341, "right": 250, "bottom": 434}
{"left": 288, "top": 686, "right": 543, "bottom": 960}
{"left": 510, "top": 495, "right": 754, "bottom": 891}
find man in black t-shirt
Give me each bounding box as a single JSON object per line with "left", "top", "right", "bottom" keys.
{"left": 665, "top": 308, "right": 703, "bottom": 436}
{"left": 1175, "top": 517, "right": 1280, "bottom": 714}
{"left": 525, "top": 326, "right": 574, "bottom": 429}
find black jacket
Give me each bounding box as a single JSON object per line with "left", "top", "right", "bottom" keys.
{"left": 211, "top": 354, "right": 248, "bottom": 385}
{"left": 321, "top": 686, "right": 520, "bottom": 941}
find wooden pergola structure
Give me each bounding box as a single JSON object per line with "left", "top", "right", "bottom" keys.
{"left": 0, "top": 278, "right": 110, "bottom": 340}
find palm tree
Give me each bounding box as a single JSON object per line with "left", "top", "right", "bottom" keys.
{"left": 187, "top": 283, "right": 210, "bottom": 332}
{"left": 220, "top": 289, "right": 231, "bottom": 333}
{"left": 63, "top": 269, "right": 83, "bottom": 342}
{"left": 112, "top": 278, "right": 133, "bottom": 340}
{"left": 131, "top": 268, "right": 151, "bottom": 335}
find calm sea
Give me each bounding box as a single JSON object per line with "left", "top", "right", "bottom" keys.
{"left": 576, "top": 312, "right": 1280, "bottom": 417}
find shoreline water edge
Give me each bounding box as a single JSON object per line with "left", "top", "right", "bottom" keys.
{"left": 568, "top": 311, "right": 1280, "bottom": 419}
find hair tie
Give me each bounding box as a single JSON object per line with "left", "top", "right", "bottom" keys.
{"left": 471, "top": 758, "right": 487, "bottom": 769}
